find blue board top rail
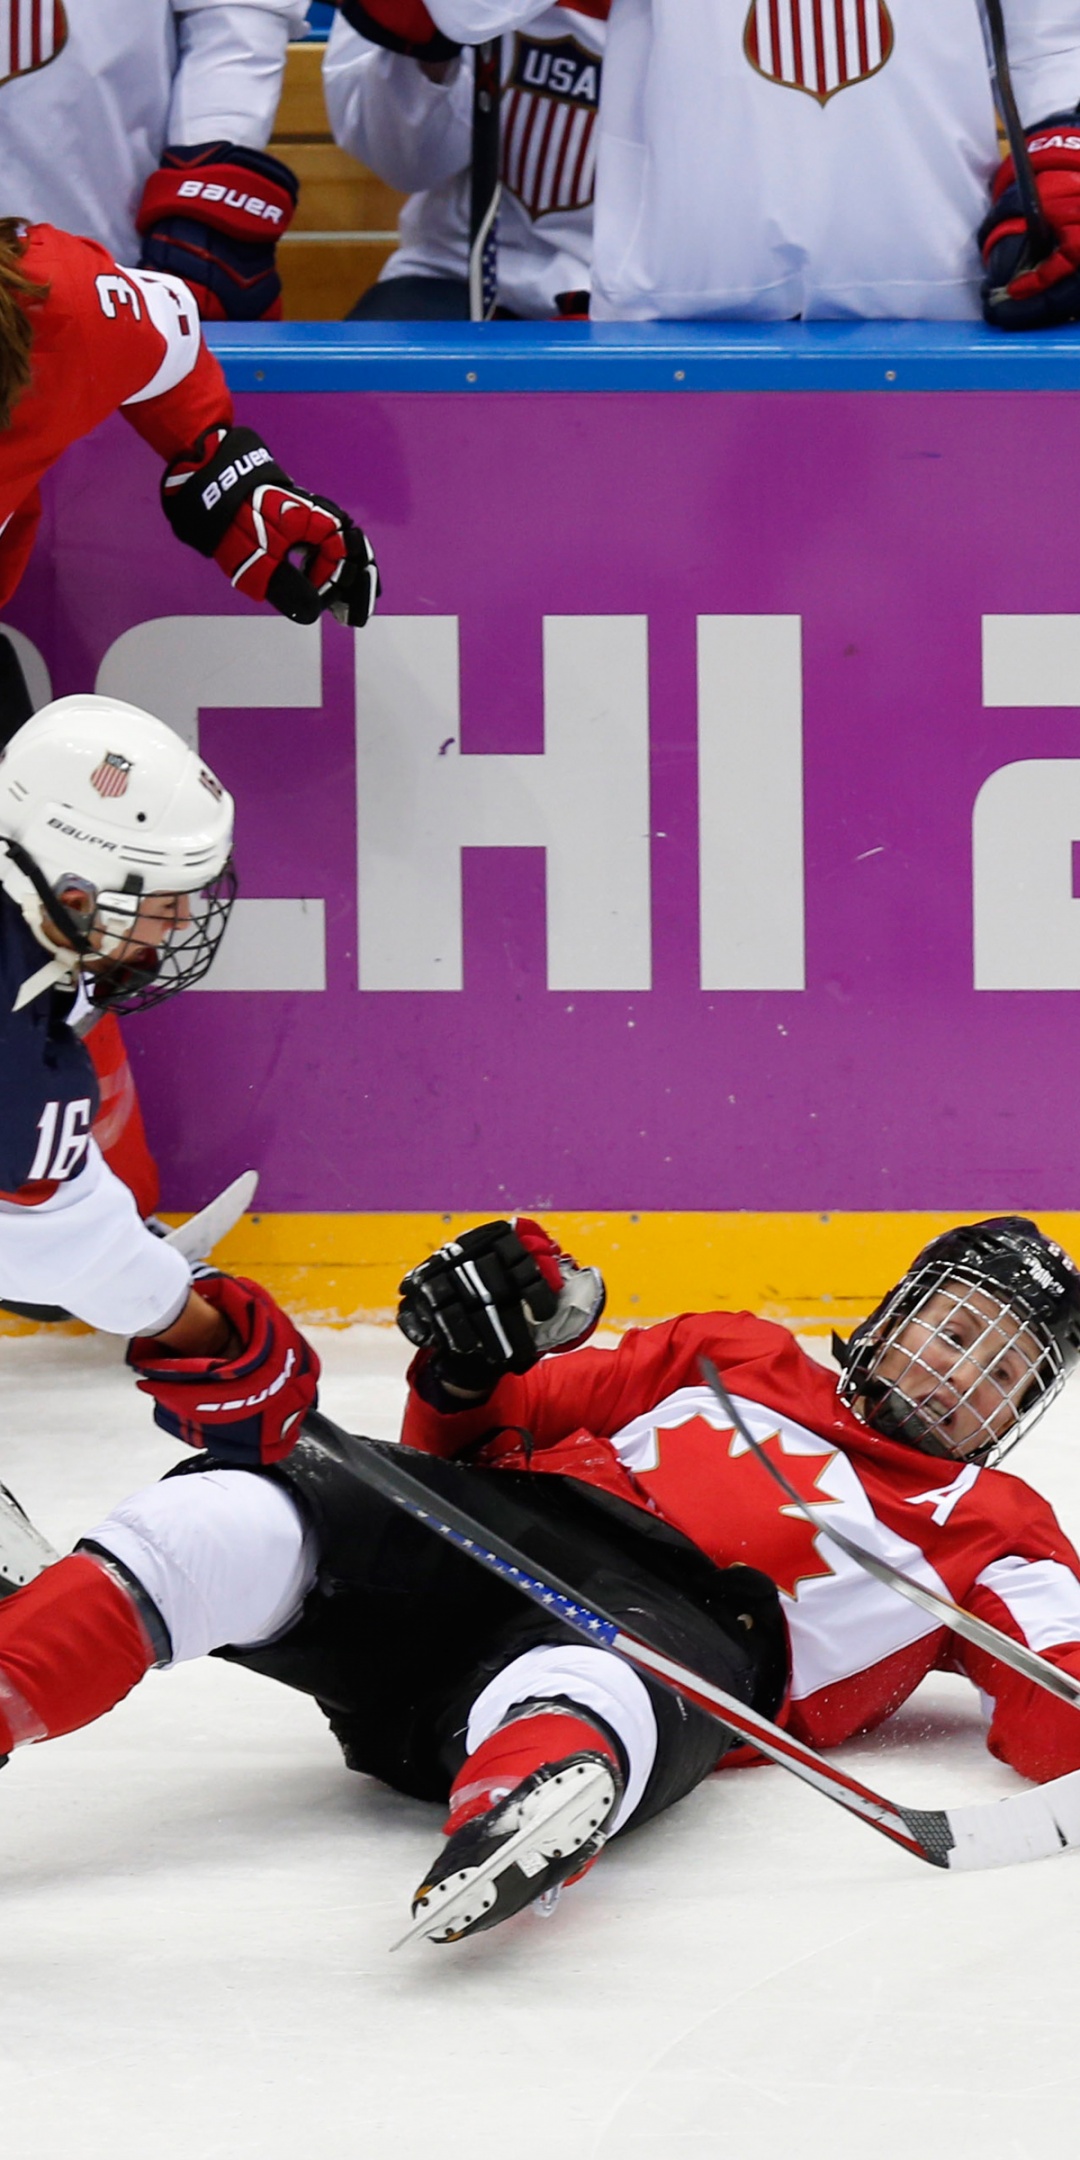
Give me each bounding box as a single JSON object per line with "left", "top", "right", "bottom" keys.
{"left": 207, "top": 317, "right": 1080, "bottom": 395}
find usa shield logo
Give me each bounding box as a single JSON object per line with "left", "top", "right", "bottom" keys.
{"left": 744, "top": 0, "right": 894, "bottom": 106}
{"left": 90, "top": 752, "right": 132, "bottom": 801}
{"left": 502, "top": 34, "right": 600, "bottom": 222}
{"left": 0, "top": 0, "right": 68, "bottom": 89}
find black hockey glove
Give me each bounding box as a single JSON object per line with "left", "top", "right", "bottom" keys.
{"left": 162, "top": 425, "right": 380, "bottom": 627}
{"left": 398, "top": 1217, "right": 606, "bottom": 1396}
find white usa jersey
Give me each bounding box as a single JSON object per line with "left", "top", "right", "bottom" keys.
{"left": 323, "top": 6, "right": 603, "bottom": 317}
{"left": 428, "top": 0, "right": 1080, "bottom": 320}
{"left": 0, "top": 0, "right": 306, "bottom": 265}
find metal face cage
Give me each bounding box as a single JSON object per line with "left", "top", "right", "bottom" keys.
{"left": 840, "top": 1262, "right": 1066, "bottom": 1468}
{"left": 85, "top": 864, "right": 237, "bottom": 1015}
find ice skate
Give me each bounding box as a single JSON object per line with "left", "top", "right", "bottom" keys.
{"left": 397, "top": 1707, "right": 625, "bottom": 1948}
{"left": 0, "top": 1481, "right": 58, "bottom": 1597}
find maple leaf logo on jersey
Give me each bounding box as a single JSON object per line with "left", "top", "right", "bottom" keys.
{"left": 642, "top": 1412, "right": 840, "bottom": 1599}
{"left": 744, "top": 0, "right": 894, "bottom": 107}
{"left": 0, "top": 1, "right": 69, "bottom": 92}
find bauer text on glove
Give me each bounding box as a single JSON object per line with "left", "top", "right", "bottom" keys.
{"left": 161, "top": 424, "right": 380, "bottom": 627}
{"left": 127, "top": 1274, "right": 320, "bottom": 1465}
{"left": 137, "top": 142, "right": 298, "bottom": 322}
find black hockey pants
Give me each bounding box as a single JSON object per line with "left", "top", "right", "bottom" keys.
{"left": 174, "top": 1420, "right": 789, "bottom": 1834}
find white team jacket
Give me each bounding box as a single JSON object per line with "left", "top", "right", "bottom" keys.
{"left": 425, "top": 0, "right": 1080, "bottom": 320}
{"left": 323, "top": 7, "right": 603, "bottom": 316}
{"left": 0, "top": 0, "right": 308, "bottom": 266}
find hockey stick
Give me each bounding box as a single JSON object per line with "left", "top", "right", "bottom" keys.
{"left": 468, "top": 40, "right": 502, "bottom": 321}
{"left": 977, "top": 0, "right": 1054, "bottom": 285}
{"left": 306, "top": 1411, "right": 1080, "bottom": 1874}
{"left": 698, "top": 1358, "right": 1080, "bottom": 1714}
{"left": 160, "top": 1168, "right": 259, "bottom": 1264}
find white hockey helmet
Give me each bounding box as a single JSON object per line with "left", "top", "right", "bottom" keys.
{"left": 0, "top": 693, "right": 236, "bottom": 1012}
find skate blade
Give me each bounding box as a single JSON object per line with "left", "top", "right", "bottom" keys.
{"left": 391, "top": 1760, "right": 615, "bottom": 1950}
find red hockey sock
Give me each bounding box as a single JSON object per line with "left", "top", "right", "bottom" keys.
{"left": 0, "top": 1555, "right": 156, "bottom": 1753}
{"left": 446, "top": 1707, "right": 622, "bottom": 1833}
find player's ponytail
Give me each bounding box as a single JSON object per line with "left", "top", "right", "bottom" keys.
{"left": 0, "top": 219, "right": 48, "bottom": 433}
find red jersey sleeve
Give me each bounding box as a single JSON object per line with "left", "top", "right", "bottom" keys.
{"left": 945, "top": 1491, "right": 1080, "bottom": 1781}
{"left": 400, "top": 1310, "right": 813, "bottom": 1457}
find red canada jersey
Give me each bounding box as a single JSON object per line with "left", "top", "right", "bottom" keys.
{"left": 402, "top": 1311, "right": 1080, "bottom": 1785}
{"left": 0, "top": 224, "right": 231, "bottom": 607}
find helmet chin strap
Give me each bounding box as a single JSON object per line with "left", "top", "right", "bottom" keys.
{"left": 1, "top": 835, "right": 95, "bottom": 1011}
{"left": 859, "top": 1380, "right": 967, "bottom": 1461}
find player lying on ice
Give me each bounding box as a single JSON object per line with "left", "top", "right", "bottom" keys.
{"left": 0, "top": 691, "right": 318, "bottom": 1500}
{"left": 1, "top": 1213, "right": 1080, "bottom": 1944}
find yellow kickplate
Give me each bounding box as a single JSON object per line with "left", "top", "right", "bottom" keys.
{"left": 2, "top": 1208, "right": 1061, "bottom": 1336}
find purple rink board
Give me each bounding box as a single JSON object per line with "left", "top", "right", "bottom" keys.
{"left": 8, "top": 386, "right": 1080, "bottom": 1216}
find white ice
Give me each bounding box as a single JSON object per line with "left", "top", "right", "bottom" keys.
{"left": 2, "top": 1326, "right": 1079, "bottom": 2160}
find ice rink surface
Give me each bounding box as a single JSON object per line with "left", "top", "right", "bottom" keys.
{"left": 3, "top": 1325, "right": 1080, "bottom": 2160}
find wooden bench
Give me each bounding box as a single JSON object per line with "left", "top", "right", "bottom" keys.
{"left": 271, "top": 41, "right": 407, "bottom": 319}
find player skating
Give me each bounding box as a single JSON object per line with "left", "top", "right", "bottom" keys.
{"left": 354, "top": 0, "right": 1080, "bottom": 329}
{"left": 0, "top": 691, "right": 318, "bottom": 1457}
{"left": 0, "top": 1215, "right": 1078, "bottom": 1940}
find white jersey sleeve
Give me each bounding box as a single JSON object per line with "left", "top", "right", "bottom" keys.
{"left": 323, "top": 19, "right": 474, "bottom": 193}
{"left": 0, "top": 1143, "right": 191, "bottom": 1337}
{"left": 170, "top": 0, "right": 308, "bottom": 147}
{"left": 1004, "top": 3, "right": 1080, "bottom": 124}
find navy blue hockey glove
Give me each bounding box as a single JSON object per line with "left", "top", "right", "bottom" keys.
{"left": 127, "top": 1273, "right": 320, "bottom": 1466}
{"left": 398, "top": 1218, "right": 605, "bottom": 1395}
{"left": 981, "top": 115, "right": 1080, "bottom": 330}
{"left": 136, "top": 142, "right": 298, "bottom": 321}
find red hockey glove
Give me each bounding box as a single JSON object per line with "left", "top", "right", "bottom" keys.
{"left": 980, "top": 115, "right": 1080, "bottom": 330}
{"left": 127, "top": 1274, "right": 320, "bottom": 1465}
{"left": 136, "top": 142, "right": 298, "bottom": 322}
{"left": 338, "top": 0, "right": 462, "bottom": 60}
{"left": 161, "top": 425, "right": 380, "bottom": 626}
{"left": 398, "top": 1216, "right": 606, "bottom": 1395}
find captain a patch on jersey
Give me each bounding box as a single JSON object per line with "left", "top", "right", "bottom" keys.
{"left": 501, "top": 32, "right": 601, "bottom": 223}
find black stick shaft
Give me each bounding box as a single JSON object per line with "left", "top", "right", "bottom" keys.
{"left": 979, "top": 0, "right": 1054, "bottom": 266}
{"left": 469, "top": 40, "right": 502, "bottom": 321}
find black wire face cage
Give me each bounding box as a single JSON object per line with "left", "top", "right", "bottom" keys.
{"left": 839, "top": 1262, "right": 1065, "bottom": 1468}
{"left": 85, "top": 864, "right": 237, "bottom": 1015}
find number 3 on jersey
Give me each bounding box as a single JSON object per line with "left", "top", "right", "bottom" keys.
{"left": 27, "top": 1100, "right": 93, "bottom": 1183}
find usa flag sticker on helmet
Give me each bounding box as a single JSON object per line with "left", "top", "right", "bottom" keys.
{"left": 0, "top": 0, "right": 68, "bottom": 89}
{"left": 90, "top": 752, "right": 132, "bottom": 801}
{"left": 744, "top": 0, "right": 894, "bottom": 106}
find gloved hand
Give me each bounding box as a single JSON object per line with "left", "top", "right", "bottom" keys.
{"left": 161, "top": 425, "right": 380, "bottom": 626}
{"left": 136, "top": 142, "right": 298, "bottom": 321}
{"left": 127, "top": 1273, "right": 320, "bottom": 1465}
{"left": 397, "top": 1217, "right": 606, "bottom": 1393}
{"left": 337, "top": 0, "right": 462, "bottom": 61}
{"left": 981, "top": 115, "right": 1080, "bottom": 330}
